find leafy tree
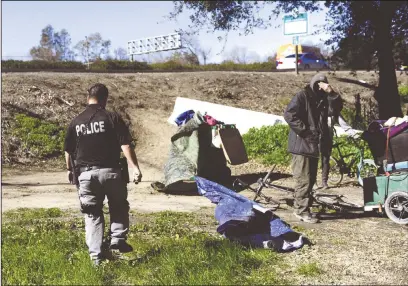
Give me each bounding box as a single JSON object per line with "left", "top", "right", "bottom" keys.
{"left": 114, "top": 47, "right": 128, "bottom": 60}
{"left": 54, "top": 29, "right": 74, "bottom": 61}
{"left": 30, "top": 25, "right": 58, "bottom": 61}
{"left": 74, "top": 33, "right": 111, "bottom": 62}
{"left": 30, "top": 25, "right": 74, "bottom": 61}
{"left": 331, "top": 36, "right": 376, "bottom": 70}
{"left": 225, "top": 46, "right": 249, "bottom": 64}
{"left": 181, "top": 34, "right": 211, "bottom": 64}
{"left": 168, "top": 50, "right": 200, "bottom": 65}
{"left": 170, "top": 0, "right": 406, "bottom": 119}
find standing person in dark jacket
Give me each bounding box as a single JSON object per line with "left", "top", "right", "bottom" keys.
{"left": 284, "top": 74, "right": 337, "bottom": 223}
{"left": 64, "top": 83, "right": 142, "bottom": 266}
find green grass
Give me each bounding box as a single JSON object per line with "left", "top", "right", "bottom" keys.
{"left": 2, "top": 208, "right": 289, "bottom": 285}
{"left": 296, "top": 262, "right": 323, "bottom": 277}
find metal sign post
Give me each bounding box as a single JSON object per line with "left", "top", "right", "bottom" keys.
{"left": 293, "top": 36, "right": 299, "bottom": 75}
{"left": 283, "top": 12, "right": 308, "bottom": 75}
{"left": 127, "top": 33, "right": 182, "bottom": 60}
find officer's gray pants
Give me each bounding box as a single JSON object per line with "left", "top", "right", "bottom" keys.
{"left": 291, "top": 154, "right": 318, "bottom": 215}
{"left": 78, "top": 168, "right": 130, "bottom": 261}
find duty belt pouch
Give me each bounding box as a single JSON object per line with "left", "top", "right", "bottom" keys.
{"left": 73, "top": 167, "right": 80, "bottom": 187}
{"left": 119, "top": 157, "right": 130, "bottom": 183}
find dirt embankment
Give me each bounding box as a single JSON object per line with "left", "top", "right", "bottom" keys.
{"left": 2, "top": 71, "right": 407, "bottom": 167}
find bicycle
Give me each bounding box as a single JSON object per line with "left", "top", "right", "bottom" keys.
{"left": 233, "top": 165, "right": 362, "bottom": 212}
{"left": 327, "top": 133, "right": 378, "bottom": 187}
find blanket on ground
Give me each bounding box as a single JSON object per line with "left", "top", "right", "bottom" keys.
{"left": 195, "top": 176, "right": 304, "bottom": 252}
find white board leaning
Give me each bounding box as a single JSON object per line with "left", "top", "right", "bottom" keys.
{"left": 127, "top": 33, "right": 182, "bottom": 56}
{"left": 168, "top": 97, "right": 360, "bottom": 137}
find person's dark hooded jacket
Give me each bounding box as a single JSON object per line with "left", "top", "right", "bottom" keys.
{"left": 284, "top": 74, "right": 335, "bottom": 158}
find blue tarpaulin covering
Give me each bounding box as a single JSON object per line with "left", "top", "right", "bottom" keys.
{"left": 195, "top": 176, "right": 304, "bottom": 251}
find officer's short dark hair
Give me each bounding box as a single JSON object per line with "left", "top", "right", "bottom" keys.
{"left": 88, "top": 83, "right": 109, "bottom": 101}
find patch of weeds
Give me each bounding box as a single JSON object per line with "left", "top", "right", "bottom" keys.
{"left": 278, "top": 97, "right": 292, "bottom": 108}
{"left": 296, "top": 262, "right": 323, "bottom": 277}
{"left": 2, "top": 213, "right": 100, "bottom": 285}
{"left": 311, "top": 206, "right": 337, "bottom": 214}
{"left": 292, "top": 225, "right": 306, "bottom": 233}
{"left": 330, "top": 237, "right": 347, "bottom": 245}
{"left": 4, "top": 207, "right": 64, "bottom": 221}
{"left": 2, "top": 209, "right": 292, "bottom": 285}
{"left": 149, "top": 211, "right": 203, "bottom": 238}
{"left": 122, "top": 232, "right": 287, "bottom": 285}
{"left": 11, "top": 114, "right": 66, "bottom": 158}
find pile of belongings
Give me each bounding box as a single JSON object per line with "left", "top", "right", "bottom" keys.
{"left": 153, "top": 109, "right": 247, "bottom": 193}
{"left": 363, "top": 115, "right": 408, "bottom": 173}
{"left": 195, "top": 176, "right": 305, "bottom": 251}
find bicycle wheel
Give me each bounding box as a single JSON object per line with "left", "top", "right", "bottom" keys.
{"left": 314, "top": 194, "right": 362, "bottom": 212}
{"left": 357, "top": 159, "right": 377, "bottom": 186}
{"left": 328, "top": 157, "right": 343, "bottom": 186}
{"left": 384, "top": 192, "right": 408, "bottom": 225}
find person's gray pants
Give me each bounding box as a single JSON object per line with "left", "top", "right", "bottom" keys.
{"left": 321, "top": 145, "right": 333, "bottom": 184}
{"left": 78, "top": 168, "right": 129, "bottom": 261}
{"left": 291, "top": 154, "right": 318, "bottom": 215}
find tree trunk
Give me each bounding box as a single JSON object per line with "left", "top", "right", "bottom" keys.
{"left": 375, "top": 1, "right": 403, "bottom": 119}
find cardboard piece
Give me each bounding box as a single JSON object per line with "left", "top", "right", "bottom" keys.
{"left": 219, "top": 126, "right": 248, "bottom": 165}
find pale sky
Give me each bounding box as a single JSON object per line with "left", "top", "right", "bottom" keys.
{"left": 2, "top": 1, "right": 330, "bottom": 63}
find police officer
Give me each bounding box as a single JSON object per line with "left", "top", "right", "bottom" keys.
{"left": 64, "top": 83, "right": 142, "bottom": 265}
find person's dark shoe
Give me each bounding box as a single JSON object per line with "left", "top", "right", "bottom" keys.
{"left": 321, "top": 182, "right": 330, "bottom": 190}
{"left": 110, "top": 241, "right": 133, "bottom": 253}
{"left": 293, "top": 212, "right": 320, "bottom": 224}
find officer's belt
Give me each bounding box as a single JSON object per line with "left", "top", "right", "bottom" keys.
{"left": 79, "top": 165, "right": 118, "bottom": 173}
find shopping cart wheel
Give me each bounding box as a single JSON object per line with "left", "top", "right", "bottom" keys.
{"left": 384, "top": 192, "right": 408, "bottom": 225}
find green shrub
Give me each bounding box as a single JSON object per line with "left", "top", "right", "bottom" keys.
{"left": 104, "top": 59, "right": 151, "bottom": 71}
{"left": 331, "top": 134, "right": 373, "bottom": 173}
{"left": 2, "top": 60, "right": 85, "bottom": 70}
{"left": 399, "top": 84, "right": 408, "bottom": 103}
{"left": 204, "top": 61, "right": 276, "bottom": 71}
{"left": 1, "top": 59, "right": 276, "bottom": 72}
{"left": 89, "top": 59, "right": 108, "bottom": 71}
{"left": 12, "top": 114, "right": 66, "bottom": 158}
{"left": 242, "top": 124, "right": 290, "bottom": 166}
{"left": 242, "top": 124, "right": 373, "bottom": 169}
{"left": 151, "top": 60, "right": 194, "bottom": 71}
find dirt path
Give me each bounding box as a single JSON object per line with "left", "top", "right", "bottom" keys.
{"left": 1, "top": 165, "right": 213, "bottom": 213}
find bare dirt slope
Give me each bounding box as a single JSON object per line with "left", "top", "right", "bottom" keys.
{"left": 2, "top": 71, "right": 408, "bottom": 284}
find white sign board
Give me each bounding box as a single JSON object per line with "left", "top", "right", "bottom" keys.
{"left": 127, "top": 33, "right": 182, "bottom": 55}
{"left": 168, "top": 97, "right": 359, "bottom": 137}
{"left": 283, "top": 13, "right": 308, "bottom": 36}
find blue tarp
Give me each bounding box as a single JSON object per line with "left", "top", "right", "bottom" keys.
{"left": 195, "top": 176, "right": 304, "bottom": 251}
